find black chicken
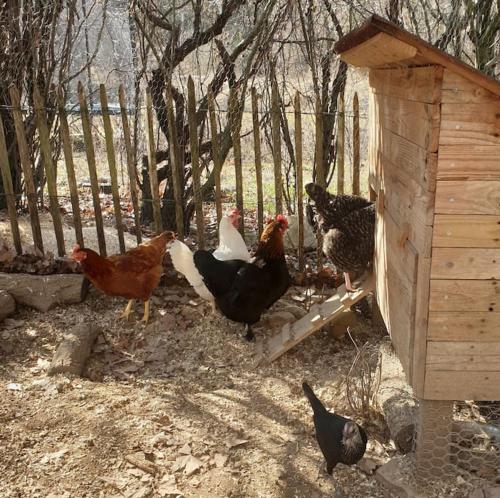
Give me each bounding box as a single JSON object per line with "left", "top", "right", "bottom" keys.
{"left": 305, "top": 183, "right": 375, "bottom": 291}
{"left": 193, "top": 215, "right": 290, "bottom": 341}
{"left": 302, "top": 382, "right": 367, "bottom": 474}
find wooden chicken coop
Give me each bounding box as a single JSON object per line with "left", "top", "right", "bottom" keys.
{"left": 334, "top": 16, "right": 500, "bottom": 482}
{"left": 335, "top": 16, "right": 500, "bottom": 404}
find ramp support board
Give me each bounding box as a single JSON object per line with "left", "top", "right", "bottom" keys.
{"left": 257, "top": 274, "right": 374, "bottom": 363}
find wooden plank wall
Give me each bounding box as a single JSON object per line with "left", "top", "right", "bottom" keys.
{"left": 426, "top": 70, "right": 500, "bottom": 400}
{"left": 368, "top": 66, "right": 442, "bottom": 392}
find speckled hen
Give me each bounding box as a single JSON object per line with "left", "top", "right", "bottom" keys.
{"left": 305, "top": 183, "right": 375, "bottom": 291}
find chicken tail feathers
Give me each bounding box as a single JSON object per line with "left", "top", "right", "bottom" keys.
{"left": 302, "top": 382, "right": 327, "bottom": 414}
{"left": 168, "top": 240, "right": 213, "bottom": 301}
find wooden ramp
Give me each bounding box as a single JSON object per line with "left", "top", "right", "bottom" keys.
{"left": 257, "top": 274, "right": 374, "bottom": 363}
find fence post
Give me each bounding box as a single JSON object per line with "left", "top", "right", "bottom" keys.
{"left": 352, "top": 92, "right": 360, "bottom": 196}
{"left": 57, "top": 87, "right": 84, "bottom": 248}
{"left": 33, "top": 87, "right": 65, "bottom": 256}
{"left": 271, "top": 80, "right": 283, "bottom": 215}
{"left": 337, "top": 92, "right": 345, "bottom": 195}
{"left": 187, "top": 76, "right": 205, "bottom": 249}
{"left": 9, "top": 85, "right": 44, "bottom": 254}
{"left": 78, "top": 81, "right": 107, "bottom": 256}
{"left": 314, "top": 94, "right": 325, "bottom": 269}
{"left": 100, "top": 83, "right": 125, "bottom": 253}
{"left": 229, "top": 85, "right": 244, "bottom": 238}
{"left": 251, "top": 87, "right": 264, "bottom": 237}
{"left": 0, "top": 113, "right": 22, "bottom": 254}
{"left": 118, "top": 85, "right": 142, "bottom": 244}
{"left": 166, "top": 85, "right": 184, "bottom": 240}
{"left": 207, "top": 88, "right": 222, "bottom": 225}
{"left": 145, "top": 87, "right": 163, "bottom": 234}
{"left": 294, "top": 92, "right": 304, "bottom": 273}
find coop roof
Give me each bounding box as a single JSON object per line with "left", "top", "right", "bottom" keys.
{"left": 335, "top": 14, "right": 500, "bottom": 98}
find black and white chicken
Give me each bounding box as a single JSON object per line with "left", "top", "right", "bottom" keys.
{"left": 302, "top": 382, "right": 367, "bottom": 475}
{"left": 305, "top": 183, "right": 375, "bottom": 291}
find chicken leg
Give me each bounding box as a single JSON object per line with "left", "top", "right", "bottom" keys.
{"left": 244, "top": 324, "right": 255, "bottom": 342}
{"left": 121, "top": 299, "right": 134, "bottom": 320}
{"left": 141, "top": 299, "right": 150, "bottom": 324}
{"left": 344, "top": 272, "right": 356, "bottom": 292}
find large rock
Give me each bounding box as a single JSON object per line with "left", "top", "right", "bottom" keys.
{"left": 284, "top": 210, "right": 317, "bottom": 251}
{"left": 0, "top": 273, "right": 88, "bottom": 312}
{"left": 0, "top": 290, "right": 15, "bottom": 321}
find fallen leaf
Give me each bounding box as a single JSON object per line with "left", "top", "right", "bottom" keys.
{"left": 226, "top": 438, "right": 249, "bottom": 449}
{"left": 178, "top": 443, "right": 191, "bottom": 455}
{"left": 6, "top": 383, "right": 22, "bottom": 391}
{"left": 184, "top": 455, "right": 203, "bottom": 476}
{"left": 213, "top": 453, "right": 228, "bottom": 468}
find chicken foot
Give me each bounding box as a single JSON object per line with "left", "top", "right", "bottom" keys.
{"left": 141, "top": 300, "right": 150, "bottom": 324}
{"left": 243, "top": 324, "right": 255, "bottom": 342}
{"left": 121, "top": 300, "right": 134, "bottom": 320}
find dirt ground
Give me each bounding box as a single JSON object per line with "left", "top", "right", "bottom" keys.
{"left": 0, "top": 281, "right": 393, "bottom": 498}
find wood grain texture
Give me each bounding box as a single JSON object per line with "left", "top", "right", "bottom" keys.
{"left": 9, "top": 85, "right": 44, "bottom": 253}
{"left": 435, "top": 180, "right": 500, "bottom": 215}
{"left": 207, "top": 88, "right": 222, "bottom": 225}
{"left": 341, "top": 32, "right": 417, "bottom": 67}
{"left": 118, "top": 84, "right": 142, "bottom": 244}
{"left": 271, "top": 80, "right": 283, "bottom": 215}
{"left": 436, "top": 145, "right": 500, "bottom": 180}
{"left": 426, "top": 341, "right": 500, "bottom": 371}
{"left": 411, "top": 256, "right": 432, "bottom": 397}
{"left": 433, "top": 215, "right": 500, "bottom": 247}
{"left": 78, "top": 82, "right": 106, "bottom": 256}
{"left": 294, "top": 91, "right": 304, "bottom": 271}
{"left": 375, "top": 93, "right": 440, "bottom": 151}
{"left": 229, "top": 86, "right": 244, "bottom": 237}
{"left": 99, "top": 84, "right": 125, "bottom": 253}
{"left": 429, "top": 279, "right": 500, "bottom": 312}
{"left": 431, "top": 247, "right": 500, "bottom": 279}
{"left": 375, "top": 127, "right": 437, "bottom": 192}
{"left": 145, "top": 87, "right": 163, "bottom": 234}
{"left": 252, "top": 88, "right": 264, "bottom": 238}
{"left": 374, "top": 209, "right": 418, "bottom": 376}
{"left": 58, "top": 87, "right": 84, "bottom": 248}
{"left": 378, "top": 154, "right": 434, "bottom": 256}
{"left": 0, "top": 113, "right": 21, "bottom": 254}
{"left": 337, "top": 93, "right": 345, "bottom": 194}
{"left": 187, "top": 76, "right": 205, "bottom": 249}
{"left": 428, "top": 312, "right": 500, "bottom": 341}
{"left": 441, "top": 70, "right": 500, "bottom": 104}
{"left": 424, "top": 370, "right": 500, "bottom": 400}
{"left": 369, "top": 66, "right": 443, "bottom": 104}
{"left": 425, "top": 371, "right": 500, "bottom": 401}
{"left": 440, "top": 102, "right": 500, "bottom": 146}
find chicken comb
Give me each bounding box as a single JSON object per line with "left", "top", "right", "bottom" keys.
{"left": 276, "top": 214, "right": 288, "bottom": 227}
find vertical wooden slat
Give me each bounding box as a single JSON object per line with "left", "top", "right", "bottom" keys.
{"left": 118, "top": 84, "right": 141, "bottom": 244}
{"left": 187, "top": 76, "right": 204, "bottom": 249}
{"left": 271, "top": 80, "right": 283, "bottom": 215}
{"left": 229, "top": 86, "right": 244, "bottom": 238}
{"left": 33, "top": 87, "right": 65, "bottom": 256}
{"left": 251, "top": 87, "right": 264, "bottom": 237}
{"left": 314, "top": 94, "right": 325, "bottom": 269}
{"left": 314, "top": 95, "right": 325, "bottom": 187}
{"left": 9, "top": 85, "right": 44, "bottom": 253}
{"left": 352, "top": 93, "right": 360, "bottom": 196}
{"left": 57, "top": 87, "right": 84, "bottom": 248}
{"left": 207, "top": 88, "right": 222, "bottom": 225}
{"left": 100, "top": 83, "right": 125, "bottom": 253}
{"left": 165, "top": 85, "right": 184, "bottom": 240}
{"left": 294, "top": 92, "right": 304, "bottom": 272}
{"left": 336, "top": 92, "right": 345, "bottom": 194}
{"left": 145, "top": 87, "right": 163, "bottom": 234}
{"left": 78, "top": 81, "right": 107, "bottom": 256}
{"left": 0, "top": 113, "right": 22, "bottom": 254}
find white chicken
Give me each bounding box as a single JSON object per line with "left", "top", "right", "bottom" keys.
{"left": 168, "top": 208, "right": 251, "bottom": 309}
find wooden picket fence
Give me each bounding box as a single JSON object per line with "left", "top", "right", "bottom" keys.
{"left": 0, "top": 79, "right": 361, "bottom": 271}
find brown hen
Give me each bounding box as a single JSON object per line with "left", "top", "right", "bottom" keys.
{"left": 71, "top": 231, "right": 175, "bottom": 323}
